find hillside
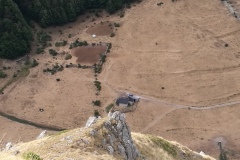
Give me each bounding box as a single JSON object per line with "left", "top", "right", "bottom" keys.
{"left": 0, "top": 111, "right": 215, "bottom": 160}
{"left": 1, "top": 0, "right": 240, "bottom": 159}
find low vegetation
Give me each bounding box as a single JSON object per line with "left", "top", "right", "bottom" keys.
{"left": 92, "top": 100, "right": 101, "bottom": 106}
{"left": 0, "top": 66, "right": 30, "bottom": 93}
{"left": 24, "top": 152, "right": 42, "bottom": 160}
{"left": 94, "top": 80, "right": 101, "bottom": 91}
{"left": 55, "top": 40, "right": 67, "bottom": 47}
{"left": 0, "top": 70, "right": 7, "bottom": 78}
{"left": 114, "top": 23, "right": 120, "bottom": 27}
{"left": 24, "top": 58, "right": 39, "bottom": 68}
{"left": 49, "top": 49, "right": 58, "bottom": 56}
{"left": 149, "top": 136, "right": 177, "bottom": 157}
{"left": 94, "top": 110, "right": 100, "bottom": 117}
{"left": 106, "top": 103, "right": 114, "bottom": 113}
{"left": 65, "top": 53, "right": 72, "bottom": 60}
{"left": 43, "top": 63, "right": 64, "bottom": 75}
{"left": 110, "top": 33, "right": 115, "bottom": 37}
{"left": 69, "top": 39, "right": 88, "bottom": 49}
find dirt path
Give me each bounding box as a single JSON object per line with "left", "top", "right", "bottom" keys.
{"left": 140, "top": 107, "right": 179, "bottom": 133}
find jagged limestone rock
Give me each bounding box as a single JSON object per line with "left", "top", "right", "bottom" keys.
{"left": 103, "top": 111, "right": 140, "bottom": 160}
{"left": 90, "top": 129, "right": 97, "bottom": 137}
{"left": 118, "top": 144, "right": 127, "bottom": 159}
{"left": 85, "top": 117, "right": 97, "bottom": 128}
{"left": 107, "top": 145, "right": 114, "bottom": 154}
{"left": 5, "top": 142, "right": 12, "bottom": 150}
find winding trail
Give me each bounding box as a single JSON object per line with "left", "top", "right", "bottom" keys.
{"left": 0, "top": 111, "right": 66, "bottom": 131}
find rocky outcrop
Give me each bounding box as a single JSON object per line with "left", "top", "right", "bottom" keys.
{"left": 104, "top": 111, "right": 140, "bottom": 160}
{"left": 86, "top": 111, "right": 140, "bottom": 160}
{"left": 85, "top": 116, "right": 100, "bottom": 128}
{"left": 105, "top": 111, "right": 140, "bottom": 160}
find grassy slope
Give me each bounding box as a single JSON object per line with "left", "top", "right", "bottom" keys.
{"left": 0, "top": 118, "right": 215, "bottom": 160}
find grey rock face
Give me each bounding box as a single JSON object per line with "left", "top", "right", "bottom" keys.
{"left": 102, "top": 111, "right": 140, "bottom": 160}
{"left": 107, "top": 145, "right": 114, "bottom": 154}
{"left": 85, "top": 117, "right": 97, "bottom": 128}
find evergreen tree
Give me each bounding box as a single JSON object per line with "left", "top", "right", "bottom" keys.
{"left": 0, "top": 0, "right": 32, "bottom": 59}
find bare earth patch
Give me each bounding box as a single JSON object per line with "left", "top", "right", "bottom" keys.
{"left": 73, "top": 45, "right": 107, "bottom": 64}
{"left": 86, "top": 21, "right": 113, "bottom": 36}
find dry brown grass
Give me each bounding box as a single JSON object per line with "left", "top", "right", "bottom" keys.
{"left": 1, "top": 0, "right": 240, "bottom": 159}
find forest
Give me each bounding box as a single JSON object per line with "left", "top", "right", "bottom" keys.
{"left": 0, "top": 0, "right": 137, "bottom": 59}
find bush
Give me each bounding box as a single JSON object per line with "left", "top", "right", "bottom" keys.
{"left": 68, "top": 34, "right": 72, "bottom": 38}
{"left": 65, "top": 53, "right": 72, "bottom": 60}
{"left": 49, "top": 49, "right": 58, "bottom": 56}
{"left": 106, "top": 103, "right": 114, "bottom": 113}
{"left": 120, "top": 12, "right": 125, "bottom": 18}
{"left": 94, "top": 110, "right": 100, "bottom": 117}
{"left": 36, "top": 47, "right": 44, "bottom": 54}
{"left": 56, "top": 78, "right": 60, "bottom": 81}
{"left": 110, "top": 33, "right": 115, "bottom": 37}
{"left": 31, "top": 59, "right": 39, "bottom": 67}
{"left": 92, "top": 100, "right": 101, "bottom": 106}
{"left": 94, "top": 80, "right": 101, "bottom": 91}
{"left": 43, "top": 63, "right": 63, "bottom": 75}
{"left": 24, "top": 152, "right": 42, "bottom": 160}
{"left": 55, "top": 40, "right": 67, "bottom": 47}
{"left": 0, "top": 70, "right": 7, "bottom": 78}
{"left": 114, "top": 23, "right": 120, "bottom": 27}
{"left": 69, "top": 39, "right": 88, "bottom": 49}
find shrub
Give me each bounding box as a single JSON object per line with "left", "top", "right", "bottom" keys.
{"left": 65, "top": 53, "right": 72, "bottom": 60}
{"left": 43, "top": 63, "right": 63, "bottom": 75}
{"left": 100, "top": 54, "right": 106, "bottom": 63}
{"left": 36, "top": 47, "right": 44, "bottom": 54}
{"left": 56, "top": 78, "right": 60, "bottom": 81}
{"left": 94, "top": 110, "right": 100, "bottom": 117}
{"left": 68, "top": 34, "right": 72, "bottom": 38}
{"left": 49, "top": 49, "right": 58, "bottom": 56}
{"left": 0, "top": 70, "right": 7, "bottom": 78}
{"left": 95, "top": 12, "right": 100, "bottom": 17}
{"left": 69, "top": 39, "right": 88, "bottom": 49}
{"left": 2, "top": 66, "right": 7, "bottom": 70}
{"left": 106, "top": 103, "right": 114, "bottom": 113}
{"left": 94, "top": 80, "right": 101, "bottom": 91}
{"left": 55, "top": 40, "right": 67, "bottom": 47}
{"left": 92, "top": 100, "right": 101, "bottom": 106}
{"left": 24, "top": 152, "right": 42, "bottom": 160}
{"left": 31, "top": 59, "right": 39, "bottom": 67}
{"left": 114, "top": 23, "right": 120, "bottom": 27}
{"left": 110, "top": 33, "right": 115, "bottom": 37}
{"left": 120, "top": 12, "right": 125, "bottom": 18}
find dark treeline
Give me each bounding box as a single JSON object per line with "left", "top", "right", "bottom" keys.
{"left": 0, "top": 0, "right": 32, "bottom": 59}
{"left": 13, "top": 0, "right": 136, "bottom": 27}
{"left": 1, "top": 0, "right": 137, "bottom": 59}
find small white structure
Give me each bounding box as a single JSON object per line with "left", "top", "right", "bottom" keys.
{"left": 127, "top": 93, "right": 140, "bottom": 102}
{"left": 92, "top": 34, "right": 96, "bottom": 38}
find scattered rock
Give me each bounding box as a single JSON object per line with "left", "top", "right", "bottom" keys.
{"left": 102, "top": 111, "right": 140, "bottom": 160}
{"left": 37, "top": 130, "right": 47, "bottom": 139}
{"left": 13, "top": 150, "right": 20, "bottom": 155}
{"left": 85, "top": 116, "right": 98, "bottom": 128}
{"left": 107, "top": 145, "right": 114, "bottom": 154}
{"left": 5, "top": 142, "right": 12, "bottom": 150}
